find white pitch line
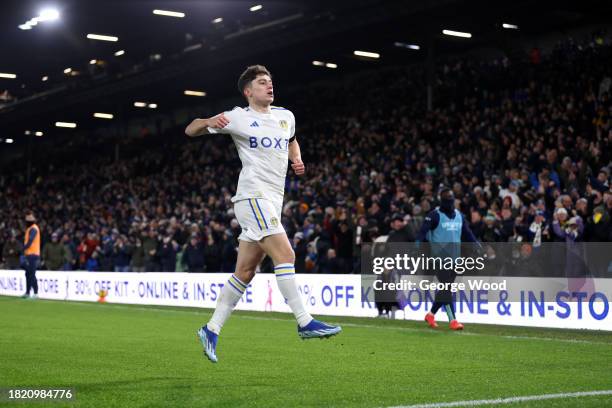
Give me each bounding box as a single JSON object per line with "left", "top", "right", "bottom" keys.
{"left": 493, "top": 334, "right": 602, "bottom": 345}
{"left": 386, "top": 390, "right": 612, "bottom": 408}
{"left": 28, "top": 300, "right": 612, "bottom": 345}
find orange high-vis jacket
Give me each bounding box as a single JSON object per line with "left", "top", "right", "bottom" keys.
{"left": 24, "top": 224, "right": 41, "bottom": 256}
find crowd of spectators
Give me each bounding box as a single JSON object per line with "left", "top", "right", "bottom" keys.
{"left": 1, "top": 32, "right": 611, "bottom": 273}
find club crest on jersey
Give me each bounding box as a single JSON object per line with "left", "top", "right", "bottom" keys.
{"left": 441, "top": 221, "right": 460, "bottom": 231}
{"left": 270, "top": 217, "right": 279, "bottom": 227}
{"left": 279, "top": 120, "right": 288, "bottom": 130}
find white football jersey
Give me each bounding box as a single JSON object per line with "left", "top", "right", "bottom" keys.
{"left": 208, "top": 106, "right": 295, "bottom": 204}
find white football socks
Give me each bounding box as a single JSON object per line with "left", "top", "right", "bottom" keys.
{"left": 274, "top": 263, "right": 313, "bottom": 327}
{"left": 207, "top": 274, "right": 248, "bottom": 334}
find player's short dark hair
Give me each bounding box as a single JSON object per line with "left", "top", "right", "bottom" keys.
{"left": 237, "top": 65, "right": 271, "bottom": 96}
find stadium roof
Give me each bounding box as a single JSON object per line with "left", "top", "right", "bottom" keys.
{"left": 0, "top": 0, "right": 610, "bottom": 135}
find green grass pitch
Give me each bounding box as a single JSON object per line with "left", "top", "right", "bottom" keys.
{"left": 1, "top": 296, "right": 611, "bottom": 408}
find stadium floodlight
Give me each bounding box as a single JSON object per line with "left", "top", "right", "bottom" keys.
{"left": 442, "top": 29, "right": 472, "bottom": 38}
{"left": 354, "top": 50, "right": 380, "bottom": 59}
{"left": 313, "top": 61, "right": 338, "bottom": 69}
{"left": 19, "top": 9, "right": 59, "bottom": 31}
{"left": 0, "top": 73, "right": 17, "bottom": 79}
{"left": 114, "top": 50, "right": 125, "bottom": 56}
{"left": 42, "top": 75, "right": 48, "bottom": 81}
{"left": 38, "top": 8, "right": 60, "bottom": 22}
{"left": 183, "top": 43, "right": 202, "bottom": 53}
{"left": 87, "top": 33, "right": 119, "bottom": 42}
{"left": 250, "top": 5, "right": 263, "bottom": 12}
{"left": 89, "top": 59, "right": 97, "bottom": 65}
{"left": 212, "top": 17, "right": 223, "bottom": 24}
{"left": 63, "top": 68, "right": 72, "bottom": 74}
{"left": 94, "top": 113, "right": 114, "bottom": 119}
{"left": 134, "top": 102, "right": 147, "bottom": 107}
{"left": 35, "top": 131, "right": 44, "bottom": 136}
{"left": 153, "top": 9, "right": 185, "bottom": 18}
{"left": 502, "top": 23, "right": 519, "bottom": 30}
{"left": 394, "top": 42, "right": 420, "bottom": 50}
{"left": 184, "top": 90, "right": 206, "bottom": 97}
{"left": 55, "top": 121, "right": 77, "bottom": 128}
{"left": 148, "top": 103, "right": 158, "bottom": 109}
{"left": 6, "top": 138, "right": 14, "bottom": 144}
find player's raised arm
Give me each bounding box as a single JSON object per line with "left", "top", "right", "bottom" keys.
{"left": 185, "top": 113, "right": 230, "bottom": 137}
{"left": 289, "top": 140, "right": 305, "bottom": 175}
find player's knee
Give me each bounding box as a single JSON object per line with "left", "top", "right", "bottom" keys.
{"left": 235, "top": 266, "right": 256, "bottom": 283}
{"left": 276, "top": 249, "right": 295, "bottom": 265}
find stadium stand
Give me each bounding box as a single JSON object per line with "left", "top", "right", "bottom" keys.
{"left": 1, "top": 32, "right": 611, "bottom": 273}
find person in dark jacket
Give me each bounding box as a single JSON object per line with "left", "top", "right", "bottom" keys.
{"left": 376, "top": 214, "right": 415, "bottom": 318}
{"left": 204, "top": 230, "right": 221, "bottom": 272}
{"left": 143, "top": 230, "right": 159, "bottom": 272}
{"left": 220, "top": 230, "right": 237, "bottom": 272}
{"left": 386, "top": 213, "right": 416, "bottom": 243}
{"left": 334, "top": 221, "right": 354, "bottom": 273}
{"left": 99, "top": 237, "right": 115, "bottom": 272}
{"left": 2, "top": 230, "right": 22, "bottom": 269}
{"left": 318, "top": 248, "right": 344, "bottom": 274}
{"left": 86, "top": 249, "right": 100, "bottom": 272}
{"left": 130, "top": 238, "right": 146, "bottom": 272}
{"left": 293, "top": 232, "right": 307, "bottom": 274}
{"left": 158, "top": 236, "right": 179, "bottom": 272}
{"left": 585, "top": 206, "right": 612, "bottom": 242}
{"left": 182, "top": 235, "right": 205, "bottom": 272}
{"left": 61, "top": 234, "right": 76, "bottom": 271}
{"left": 112, "top": 235, "right": 132, "bottom": 272}
{"left": 42, "top": 232, "right": 68, "bottom": 270}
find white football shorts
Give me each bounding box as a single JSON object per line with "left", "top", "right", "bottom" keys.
{"left": 233, "top": 198, "right": 285, "bottom": 242}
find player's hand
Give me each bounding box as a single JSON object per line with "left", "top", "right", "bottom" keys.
{"left": 207, "top": 113, "right": 230, "bottom": 129}
{"left": 291, "top": 159, "right": 305, "bottom": 175}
